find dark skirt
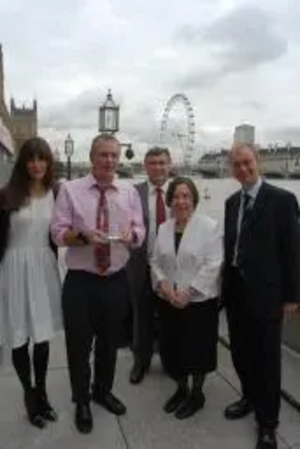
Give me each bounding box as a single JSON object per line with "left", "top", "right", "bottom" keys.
{"left": 158, "top": 298, "right": 218, "bottom": 380}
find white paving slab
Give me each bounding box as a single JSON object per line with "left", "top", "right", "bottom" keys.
{"left": 116, "top": 352, "right": 289, "bottom": 449}
{"left": 0, "top": 333, "right": 299, "bottom": 448}
{"left": 0, "top": 369, "right": 126, "bottom": 449}
{"left": 218, "top": 341, "right": 300, "bottom": 449}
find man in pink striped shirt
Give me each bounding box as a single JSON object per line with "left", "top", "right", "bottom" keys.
{"left": 51, "top": 134, "right": 145, "bottom": 434}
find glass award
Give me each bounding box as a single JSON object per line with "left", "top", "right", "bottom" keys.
{"left": 107, "top": 224, "right": 122, "bottom": 242}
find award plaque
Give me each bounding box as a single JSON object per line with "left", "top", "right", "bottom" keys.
{"left": 106, "top": 224, "right": 122, "bottom": 242}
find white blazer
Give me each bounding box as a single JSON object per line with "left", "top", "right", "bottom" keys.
{"left": 150, "top": 212, "right": 223, "bottom": 303}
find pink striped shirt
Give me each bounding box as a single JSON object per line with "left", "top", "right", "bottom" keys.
{"left": 51, "top": 173, "right": 145, "bottom": 275}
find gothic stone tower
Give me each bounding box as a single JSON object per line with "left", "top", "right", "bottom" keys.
{"left": 0, "top": 44, "right": 38, "bottom": 153}
{"left": 10, "top": 98, "right": 38, "bottom": 152}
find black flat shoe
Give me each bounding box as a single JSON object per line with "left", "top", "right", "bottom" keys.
{"left": 37, "top": 391, "right": 58, "bottom": 422}
{"left": 24, "top": 389, "right": 46, "bottom": 429}
{"left": 93, "top": 392, "right": 126, "bottom": 416}
{"left": 129, "top": 363, "right": 149, "bottom": 385}
{"left": 163, "top": 387, "right": 189, "bottom": 414}
{"left": 256, "top": 428, "right": 277, "bottom": 449}
{"left": 224, "top": 397, "right": 253, "bottom": 420}
{"left": 75, "top": 404, "right": 93, "bottom": 434}
{"left": 175, "top": 393, "right": 205, "bottom": 420}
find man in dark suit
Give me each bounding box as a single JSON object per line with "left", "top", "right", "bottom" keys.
{"left": 222, "top": 143, "right": 300, "bottom": 449}
{"left": 128, "top": 147, "right": 172, "bottom": 384}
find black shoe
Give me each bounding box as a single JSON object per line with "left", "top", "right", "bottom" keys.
{"left": 175, "top": 392, "right": 205, "bottom": 420}
{"left": 75, "top": 404, "right": 93, "bottom": 434}
{"left": 24, "top": 388, "right": 47, "bottom": 429}
{"left": 36, "top": 389, "right": 58, "bottom": 422}
{"left": 129, "top": 363, "right": 149, "bottom": 385}
{"left": 224, "top": 397, "right": 253, "bottom": 420}
{"left": 93, "top": 392, "right": 127, "bottom": 416}
{"left": 256, "top": 428, "right": 277, "bottom": 449}
{"left": 163, "top": 387, "right": 189, "bottom": 414}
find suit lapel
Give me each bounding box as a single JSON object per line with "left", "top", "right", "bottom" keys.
{"left": 228, "top": 194, "right": 240, "bottom": 248}
{"left": 137, "top": 182, "right": 149, "bottom": 228}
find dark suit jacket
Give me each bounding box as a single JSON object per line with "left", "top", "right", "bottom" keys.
{"left": 127, "top": 182, "right": 150, "bottom": 301}
{"left": 222, "top": 181, "right": 300, "bottom": 320}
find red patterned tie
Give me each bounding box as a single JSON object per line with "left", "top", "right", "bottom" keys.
{"left": 95, "top": 186, "right": 110, "bottom": 275}
{"left": 156, "top": 187, "right": 166, "bottom": 230}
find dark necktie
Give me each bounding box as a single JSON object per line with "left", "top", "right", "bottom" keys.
{"left": 241, "top": 192, "right": 251, "bottom": 228}
{"left": 236, "top": 192, "right": 252, "bottom": 266}
{"left": 156, "top": 187, "right": 166, "bottom": 230}
{"left": 95, "top": 186, "right": 110, "bottom": 275}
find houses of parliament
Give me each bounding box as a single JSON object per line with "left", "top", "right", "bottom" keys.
{"left": 0, "top": 44, "right": 37, "bottom": 155}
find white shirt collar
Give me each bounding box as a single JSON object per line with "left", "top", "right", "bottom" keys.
{"left": 148, "top": 180, "right": 169, "bottom": 195}
{"left": 243, "top": 177, "right": 262, "bottom": 200}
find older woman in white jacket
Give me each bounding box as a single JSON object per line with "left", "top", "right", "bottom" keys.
{"left": 151, "top": 177, "right": 223, "bottom": 420}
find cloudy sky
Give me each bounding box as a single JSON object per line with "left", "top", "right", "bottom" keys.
{"left": 0, "top": 0, "right": 300, "bottom": 162}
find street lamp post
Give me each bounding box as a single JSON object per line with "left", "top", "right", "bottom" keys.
{"left": 64, "top": 134, "right": 74, "bottom": 180}
{"left": 98, "top": 90, "right": 134, "bottom": 177}
{"left": 99, "top": 89, "right": 120, "bottom": 135}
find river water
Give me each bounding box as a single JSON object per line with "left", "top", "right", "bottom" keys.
{"left": 159, "top": 177, "right": 300, "bottom": 223}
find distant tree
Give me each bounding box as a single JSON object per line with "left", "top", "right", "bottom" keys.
{"left": 53, "top": 160, "right": 65, "bottom": 180}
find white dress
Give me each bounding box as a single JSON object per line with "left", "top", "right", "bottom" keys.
{"left": 0, "top": 191, "right": 62, "bottom": 349}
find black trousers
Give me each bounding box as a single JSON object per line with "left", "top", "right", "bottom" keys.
{"left": 226, "top": 268, "right": 282, "bottom": 429}
{"left": 133, "top": 266, "right": 159, "bottom": 367}
{"left": 62, "top": 269, "right": 129, "bottom": 405}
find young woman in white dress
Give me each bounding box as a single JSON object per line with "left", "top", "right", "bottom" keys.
{"left": 0, "top": 137, "right": 62, "bottom": 428}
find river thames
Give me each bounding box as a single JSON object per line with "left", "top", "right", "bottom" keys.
{"left": 167, "top": 177, "right": 300, "bottom": 222}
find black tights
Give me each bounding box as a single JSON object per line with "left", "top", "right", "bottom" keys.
{"left": 12, "top": 341, "right": 49, "bottom": 393}
{"left": 178, "top": 374, "right": 205, "bottom": 392}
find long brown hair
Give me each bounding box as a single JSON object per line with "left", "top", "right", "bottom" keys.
{"left": 1, "top": 137, "right": 54, "bottom": 211}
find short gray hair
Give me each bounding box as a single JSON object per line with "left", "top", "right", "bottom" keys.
{"left": 229, "top": 142, "right": 259, "bottom": 160}
{"left": 144, "top": 147, "right": 171, "bottom": 162}
{"left": 89, "top": 134, "right": 120, "bottom": 160}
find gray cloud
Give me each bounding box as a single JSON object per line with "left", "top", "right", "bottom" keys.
{"left": 0, "top": 0, "right": 299, "bottom": 158}
{"left": 40, "top": 90, "right": 100, "bottom": 130}
{"left": 266, "top": 125, "right": 300, "bottom": 145}
{"left": 174, "top": 6, "right": 288, "bottom": 90}
{"left": 205, "top": 7, "right": 287, "bottom": 67}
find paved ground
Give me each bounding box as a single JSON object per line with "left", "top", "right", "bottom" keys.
{"left": 1, "top": 333, "right": 300, "bottom": 449}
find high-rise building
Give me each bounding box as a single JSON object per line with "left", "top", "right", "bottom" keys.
{"left": 0, "top": 44, "right": 38, "bottom": 153}
{"left": 233, "top": 124, "right": 255, "bottom": 145}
